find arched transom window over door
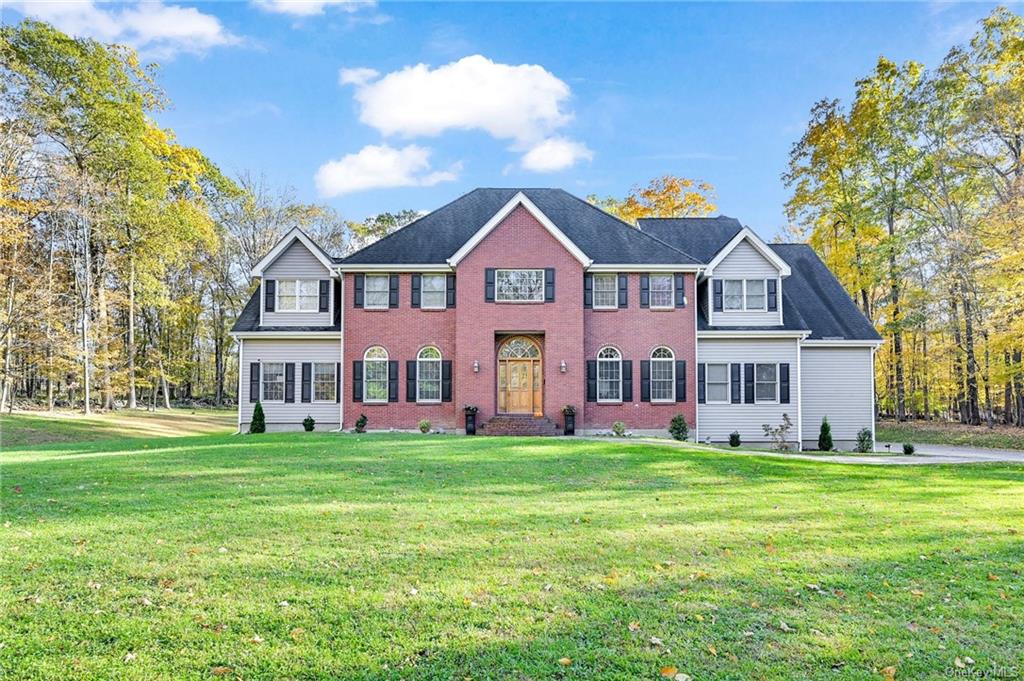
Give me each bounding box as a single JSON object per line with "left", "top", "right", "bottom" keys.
{"left": 497, "top": 337, "right": 542, "bottom": 415}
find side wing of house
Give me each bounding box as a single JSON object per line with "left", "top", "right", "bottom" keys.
{"left": 800, "top": 344, "right": 875, "bottom": 449}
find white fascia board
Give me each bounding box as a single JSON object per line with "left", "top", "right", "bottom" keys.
{"left": 333, "top": 263, "right": 452, "bottom": 273}
{"left": 250, "top": 227, "right": 335, "bottom": 278}
{"left": 587, "top": 264, "right": 704, "bottom": 273}
{"left": 698, "top": 330, "right": 810, "bottom": 340}
{"left": 801, "top": 339, "right": 884, "bottom": 347}
{"left": 446, "top": 192, "right": 592, "bottom": 268}
{"left": 230, "top": 331, "right": 341, "bottom": 340}
{"left": 703, "top": 227, "right": 791, "bottom": 278}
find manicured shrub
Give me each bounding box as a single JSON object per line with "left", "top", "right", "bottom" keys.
{"left": 668, "top": 414, "right": 689, "bottom": 441}
{"left": 302, "top": 415, "right": 315, "bottom": 432}
{"left": 249, "top": 402, "right": 266, "bottom": 434}
{"left": 612, "top": 421, "right": 626, "bottom": 437}
{"left": 903, "top": 442, "right": 915, "bottom": 456}
{"left": 729, "top": 431, "right": 741, "bottom": 447}
{"left": 855, "top": 428, "right": 873, "bottom": 453}
{"left": 354, "top": 414, "right": 368, "bottom": 433}
{"left": 817, "top": 416, "right": 833, "bottom": 451}
{"left": 418, "top": 419, "right": 431, "bottom": 434}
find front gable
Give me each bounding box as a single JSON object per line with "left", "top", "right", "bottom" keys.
{"left": 704, "top": 228, "right": 791, "bottom": 278}
{"left": 251, "top": 227, "right": 335, "bottom": 278}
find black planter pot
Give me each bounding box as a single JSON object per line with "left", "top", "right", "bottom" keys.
{"left": 563, "top": 413, "right": 575, "bottom": 436}
{"left": 465, "top": 412, "right": 477, "bottom": 435}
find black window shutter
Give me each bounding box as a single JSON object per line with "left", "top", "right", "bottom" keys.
{"left": 713, "top": 279, "right": 723, "bottom": 312}
{"left": 441, "top": 360, "right": 452, "bottom": 402}
{"left": 333, "top": 280, "right": 342, "bottom": 325}
{"left": 780, "top": 363, "right": 790, "bottom": 403}
{"left": 674, "top": 273, "right": 685, "bottom": 308}
{"left": 697, "top": 363, "right": 706, "bottom": 404}
{"left": 318, "top": 280, "right": 329, "bottom": 312}
{"left": 767, "top": 279, "right": 778, "bottom": 312}
{"left": 544, "top": 268, "right": 555, "bottom": 302}
{"left": 622, "top": 360, "right": 633, "bottom": 402}
{"left": 640, "top": 360, "right": 651, "bottom": 402}
{"left": 676, "top": 360, "right": 687, "bottom": 402}
{"left": 640, "top": 275, "right": 650, "bottom": 308}
{"left": 618, "top": 274, "right": 628, "bottom": 308}
{"left": 264, "top": 280, "right": 276, "bottom": 312}
{"left": 406, "top": 360, "right": 416, "bottom": 402}
{"left": 301, "top": 362, "right": 311, "bottom": 403}
{"left": 388, "top": 360, "right": 398, "bottom": 402}
{"left": 352, "top": 361, "right": 363, "bottom": 402}
{"left": 485, "top": 268, "right": 495, "bottom": 302}
{"left": 411, "top": 274, "right": 421, "bottom": 308}
{"left": 354, "top": 274, "right": 364, "bottom": 308}
{"left": 730, "top": 363, "right": 741, "bottom": 403}
{"left": 744, "top": 363, "right": 755, "bottom": 404}
{"left": 583, "top": 273, "right": 593, "bottom": 309}
{"left": 335, "top": 362, "right": 341, "bottom": 403}
{"left": 249, "top": 362, "right": 260, "bottom": 402}
{"left": 284, "top": 363, "right": 295, "bottom": 403}
{"left": 446, "top": 275, "right": 456, "bottom": 308}
{"left": 388, "top": 275, "right": 399, "bottom": 308}
{"left": 586, "top": 360, "right": 597, "bottom": 402}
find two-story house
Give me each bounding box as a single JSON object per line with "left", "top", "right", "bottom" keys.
{"left": 231, "top": 188, "right": 881, "bottom": 449}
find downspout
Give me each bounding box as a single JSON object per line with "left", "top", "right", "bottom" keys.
{"left": 237, "top": 338, "right": 244, "bottom": 434}
{"left": 335, "top": 271, "right": 345, "bottom": 432}
{"left": 870, "top": 345, "right": 878, "bottom": 451}
{"left": 795, "top": 337, "right": 802, "bottom": 451}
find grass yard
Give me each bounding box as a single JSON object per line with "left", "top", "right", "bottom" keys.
{"left": 2, "top": 424, "right": 1023, "bottom": 679}
{"left": 0, "top": 408, "right": 236, "bottom": 447}
{"left": 877, "top": 419, "right": 1024, "bottom": 452}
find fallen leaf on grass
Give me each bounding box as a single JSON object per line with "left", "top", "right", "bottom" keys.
{"left": 880, "top": 665, "right": 896, "bottom": 680}
{"left": 910, "top": 589, "right": 924, "bottom": 597}
{"left": 706, "top": 644, "right": 717, "bottom": 657}
{"left": 778, "top": 620, "right": 795, "bottom": 633}
{"left": 289, "top": 627, "right": 304, "bottom": 641}
{"left": 123, "top": 652, "right": 136, "bottom": 663}
{"left": 558, "top": 657, "right": 572, "bottom": 666}
{"left": 650, "top": 636, "right": 664, "bottom": 647}
{"left": 660, "top": 666, "right": 678, "bottom": 677}
{"left": 211, "top": 666, "right": 232, "bottom": 676}
{"left": 628, "top": 621, "right": 641, "bottom": 632}
{"left": 251, "top": 634, "right": 264, "bottom": 644}
{"left": 987, "top": 573, "right": 999, "bottom": 581}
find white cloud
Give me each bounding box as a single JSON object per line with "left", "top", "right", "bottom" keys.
{"left": 314, "top": 144, "right": 459, "bottom": 197}
{"left": 252, "top": 0, "right": 372, "bottom": 16}
{"left": 6, "top": 1, "right": 241, "bottom": 60}
{"left": 339, "top": 67, "right": 379, "bottom": 86}
{"left": 521, "top": 137, "right": 593, "bottom": 173}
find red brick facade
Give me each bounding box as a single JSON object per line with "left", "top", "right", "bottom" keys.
{"left": 342, "top": 205, "right": 697, "bottom": 433}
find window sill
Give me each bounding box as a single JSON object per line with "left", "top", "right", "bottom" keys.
{"left": 418, "top": 307, "right": 447, "bottom": 312}
{"left": 651, "top": 399, "right": 676, "bottom": 404}
{"left": 596, "top": 400, "right": 623, "bottom": 405}
{"left": 416, "top": 400, "right": 442, "bottom": 405}
{"left": 361, "top": 307, "right": 391, "bottom": 312}
{"left": 649, "top": 306, "right": 676, "bottom": 312}
{"left": 494, "top": 300, "right": 546, "bottom": 304}
{"left": 591, "top": 307, "right": 619, "bottom": 312}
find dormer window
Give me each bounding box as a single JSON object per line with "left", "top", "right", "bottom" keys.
{"left": 721, "top": 279, "right": 770, "bottom": 311}
{"left": 278, "top": 280, "right": 319, "bottom": 312}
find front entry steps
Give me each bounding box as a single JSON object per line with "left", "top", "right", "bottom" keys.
{"left": 481, "top": 414, "right": 561, "bottom": 436}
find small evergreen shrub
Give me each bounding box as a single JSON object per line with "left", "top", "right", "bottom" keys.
{"left": 668, "top": 414, "right": 689, "bottom": 441}
{"left": 855, "top": 427, "right": 873, "bottom": 453}
{"left": 418, "top": 419, "right": 431, "bottom": 433}
{"left": 249, "top": 402, "right": 266, "bottom": 433}
{"left": 611, "top": 421, "right": 626, "bottom": 437}
{"left": 817, "top": 416, "right": 833, "bottom": 451}
{"left": 903, "top": 442, "right": 915, "bottom": 456}
{"left": 729, "top": 431, "right": 741, "bottom": 447}
{"left": 354, "top": 413, "right": 368, "bottom": 433}
{"left": 302, "top": 415, "right": 315, "bottom": 432}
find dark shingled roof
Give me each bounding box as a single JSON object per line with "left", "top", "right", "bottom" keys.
{"left": 638, "top": 216, "right": 743, "bottom": 262}
{"left": 339, "top": 188, "right": 701, "bottom": 265}
{"left": 230, "top": 283, "right": 341, "bottom": 333}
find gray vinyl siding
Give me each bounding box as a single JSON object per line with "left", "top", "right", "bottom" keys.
{"left": 800, "top": 346, "right": 874, "bottom": 448}
{"left": 710, "top": 240, "right": 783, "bottom": 326}
{"left": 263, "top": 241, "right": 334, "bottom": 327}
{"left": 697, "top": 338, "right": 800, "bottom": 444}
{"left": 240, "top": 338, "right": 342, "bottom": 430}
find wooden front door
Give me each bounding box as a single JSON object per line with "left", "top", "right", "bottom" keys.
{"left": 497, "top": 337, "right": 543, "bottom": 416}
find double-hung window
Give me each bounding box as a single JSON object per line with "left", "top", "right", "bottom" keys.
{"left": 364, "top": 275, "right": 390, "bottom": 309}
{"left": 597, "top": 346, "right": 622, "bottom": 402}
{"left": 721, "top": 279, "right": 768, "bottom": 311}
{"left": 649, "top": 274, "right": 674, "bottom": 309}
{"left": 416, "top": 347, "right": 442, "bottom": 402}
{"left": 496, "top": 269, "right": 544, "bottom": 302}
{"left": 705, "top": 363, "right": 729, "bottom": 403}
{"left": 363, "top": 346, "right": 389, "bottom": 402}
{"left": 650, "top": 347, "right": 675, "bottom": 402}
{"left": 262, "top": 362, "right": 285, "bottom": 401}
{"left": 755, "top": 363, "right": 778, "bottom": 402}
{"left": 745, "top": 279, "right": 766, "bottom": 310}
{"left": 421, "top": 275, "right": 446, "bottom": 309}
{"left": 593, "top": 274, "right": 618, "bottom": 309}
{"left": 723, "top": 280, "right": 744, "bottom": 311}
{"left": 313, "top": 363, "right": 336, "bottom": 402}
{"left": 277, "top": 280, "right": 319, "bottom": 312}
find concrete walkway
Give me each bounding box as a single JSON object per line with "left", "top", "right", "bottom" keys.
{"left": 606, "top": 437, "right": 1024, "bottom": 465}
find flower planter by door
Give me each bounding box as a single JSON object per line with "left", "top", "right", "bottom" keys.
{"left": 563, "top": 413, "right": 575, "bottom": 436}
{"left": 465, "top": 412, "right": 477, "bottom": 435}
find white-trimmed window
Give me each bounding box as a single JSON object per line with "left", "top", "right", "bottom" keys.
{"left": 416, "top": 347, "right": 442, "bottom": 403}
{"left": 650, "top": 347, "right": 675, "bottom": 402}
{"left": 363, "top": 346, "right": 389, "bottom": 402}
{"left": 593, "top": 273, "right": 617, "bottom": 309}
{"left": 745, "top": 279, "right": 766, "bottom": 310}
{"left": 597, "top": 346, "right": 622, "bottom": 402}
{"left": 262, "top": 362, "right": 285, "bottom": 402}
{"left": 496, "top": 269, "right": 544, "bottom": 302}
{"left": 313, "top": 362, "right": 336, "bottom": 402}
{"left": 705, "top": 363, "right": 730, "bottom": 403}
{"left": 723, "top": 279, "right": 743, "bottom": 311}
{"left": 755, "top": 363, "right": 778, "bottom": 402}
{"left": 721, "top": 279, "right": 769, "bottom": 312}
{"left": 421, "top": 275, "right": 446, "bottom": 309}
{"left": 650, "top": 274, "right": 673, "bottom": 308}
{"left": 364, "top": 275, "right": 390, "bottom": 309}
{"left": 277, "top": 280, "right": 319, "bottom": 312}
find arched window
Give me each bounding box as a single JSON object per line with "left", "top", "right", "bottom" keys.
{"left": 417, "top": 346, "right": 442, "bottom": 403}
{"left": 650, "top": 346, "right": 675, "bottom": 402}
{"left": 363, "top": 346, "right": 389, "bottom": 402}
{"left": 597, "top": 346, "right": 622, "bottom": 402}
{"left": 498, "top": 337, "right": 541, "bottom": 359}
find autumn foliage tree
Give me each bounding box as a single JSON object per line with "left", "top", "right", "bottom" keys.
{"left": 589, "top": 175, "right": 717, "bottom": 225}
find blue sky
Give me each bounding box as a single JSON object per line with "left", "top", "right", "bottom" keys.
{"left": 2, "top": 1, "right": 1004, "bottom": 239}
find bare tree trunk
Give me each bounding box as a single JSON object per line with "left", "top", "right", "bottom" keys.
{"left": 127, "top": 255, "right": 137, "bottom": 409}
{"left": 96, "top": 263, "right": 114, "bottom": 411}
{"left": 0, "top": 242, "right": 17, "bottom": 413}
{"left": 159, "top": 359, "right": 171, "bottom": 410}
{"left": 887, "top": 209, "right": 906, "bottom": 421}
{"left": 950, "top": 290, "right": 965, "bottom": 423}
{"left": 922, "top": 329, "right": 930, "bottom": 420}
{"left": 961, "top": 286, "right": 981, "bottom": 426}
{"left": 80, "top": 217, "right": 93, "bottom": 416}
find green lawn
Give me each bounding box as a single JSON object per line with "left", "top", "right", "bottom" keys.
{"left": 877, "top": 419, "right": 1024, "bottom": 451}
{"left": 0, "top": 408, "right": 236, "bottom": 447}
{"left": 2, "top": 426, "right": 1022, "bottom": 679}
